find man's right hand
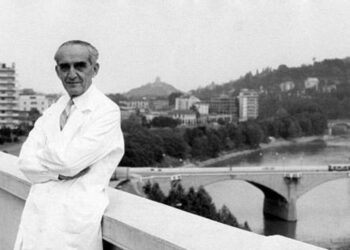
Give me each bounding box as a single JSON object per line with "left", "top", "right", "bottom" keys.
{"left": 58, "top": 167, "right": 90, "bottom": 181}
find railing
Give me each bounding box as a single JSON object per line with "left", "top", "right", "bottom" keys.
{"left": 0, "top": 152, "right": 325, "bottom": 250}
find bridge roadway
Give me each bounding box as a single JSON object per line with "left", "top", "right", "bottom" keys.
{"left": 115, "top": 165, "right": 350, "bottom": 221}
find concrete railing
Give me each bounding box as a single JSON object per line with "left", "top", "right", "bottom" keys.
{"left": 0, "top": 152, "right": 325, "bottom": 250}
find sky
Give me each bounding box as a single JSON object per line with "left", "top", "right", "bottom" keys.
{"left": 2, "top": 0, "right": 350, "bottom": 95}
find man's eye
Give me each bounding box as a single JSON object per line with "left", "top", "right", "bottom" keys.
{"left": 59, "top": 64, "right": 70, "bottom": 71}
{"left": 74, "top": 62, "right": 87, "bottom": 71}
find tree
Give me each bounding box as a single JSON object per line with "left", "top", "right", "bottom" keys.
{"left": 309, "top": 112, "right": 328, "bottom": 135}
{"left": 243, "top": 121, "right": 264, "bottom": 148}
{"left": 165, "top": 183, "right": 187, "bottom": 208}
{"left": 121, "top": 113, "right": 148, "bottom": 133}
{"left": 151, "top": 116, "right": 180, "bottom": 128}
{"left": 143, "top": 181, "right": 166, "bottom": 203}
{"left": 191, "top": 136, "right": 209, "bottom": 159}
{"left": 192, "top": 186, "right": 218, "bottom": 220}
{"left": 0, "top": 126, "right": 12, "bottom": 142}
{"left": 142, "top": 182, "right": 250, "bottom": 230}
{"left": 153, "top": 128, "right": 188, "bottom": 158}
{"left": 226, "top": 124, "right": 246, "bottom": 149}
{"left": 206, "top": 129, "right": 222, "bottom": 157}
{"left": 217, "top": 205, "right": 239, "bottom": 227}
{"left": 190, "top": 105, "right": 200, "bottom": 124}
{"left": 28, "top": 108, "right": 41, "bottom": 126}
{"left": 120, "top": 127, "right": 164, "bottom": 166}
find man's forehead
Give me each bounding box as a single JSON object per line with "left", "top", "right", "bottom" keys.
{"left": 55, "top": 44, "right": 90, "bottom": 63}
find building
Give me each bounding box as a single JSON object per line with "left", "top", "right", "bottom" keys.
{"left": 279, "top": 81, "right": 295, "bottom": 92}
{"left": 175, "top": 95, "right": 200, "bottom": 110}
{"left": 119, "top": 100, "right": 149, "bottom": 112}
{"left": 170, "top": 110, "right": 197, "bottom": 126}
{"left": 18, "top": 93, "right": 51, "bottom": 113}
{"left": 322, "top": 84, "right": 337, "bottom": 93}
{"left": 238, "top": 89, "right": 259, "bottom": 122}
{"left": 208, "top": 95, "right": 237, "bottom": 122}
{"left": 45, "top": 94, "right": 60, "bottom": 107}
{"left": 144, "top": 111, "right": 169, "bottom": 122}
{"left": 194, "top": 102, "right": 209, "bottom": 115}
{"left": 304, "top": 77, "right": 319, "bottom": 90}
{"left": 0, "top": 63, "right": 20, "bottom": 128}
{"left": 149, "top": 99, "right": 169, "bottom": 111}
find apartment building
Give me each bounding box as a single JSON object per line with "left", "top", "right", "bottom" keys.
{"left": 238, "top": 89, "right": 259, "bottom": 122}
{"left": 208, "top": 95, "right": 237, "bottom": 122}
{"left": 175, "top": 95, "right": 200, "bottom": 110}
{"left": 18, "top": 94, "right": 51, "bottom": 113}
{"left": 0, "top": 63, "right": 19, "bottom": 128}
{"left": 119, "top": 100, "right": 149, "bottom": 112}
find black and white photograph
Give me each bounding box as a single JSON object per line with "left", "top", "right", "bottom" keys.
{"left": 0, "top": 1, "right": 350, "bottom": 249}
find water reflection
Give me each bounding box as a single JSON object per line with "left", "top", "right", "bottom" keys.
{"left": 210, "top": 137, "right": 350, "bottom": 167}
{"left": 263, "top": 214, "right": 296, "bottom": 238}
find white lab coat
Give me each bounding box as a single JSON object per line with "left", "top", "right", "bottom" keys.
{"left": 14, "top": 84, "right": 124, "bottom": 250}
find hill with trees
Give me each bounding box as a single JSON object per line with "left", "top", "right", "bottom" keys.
{"left": 124, "top": 77, "right": 182, "bottom": 98}
{"left": 191, "top": 58, "right": 350, "bottom": 119}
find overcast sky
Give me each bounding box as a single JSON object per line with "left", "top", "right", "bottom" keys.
{"left": 1, "top": 0, "right": 350, "bottom": 94}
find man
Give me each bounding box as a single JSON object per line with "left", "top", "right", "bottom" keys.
{"left": 14, "top": 40, "right": 124, "bottom": 250}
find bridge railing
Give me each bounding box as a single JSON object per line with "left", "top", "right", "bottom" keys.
{"left": 0, "top": 152, "right": 325, "bottom": 250}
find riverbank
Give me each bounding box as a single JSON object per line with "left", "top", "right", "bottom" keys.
{"left": 188, "top": 135, "right": 325, "bottom": 168}
{"left": 0, "top": 138, "right": 24, "bottom": 156}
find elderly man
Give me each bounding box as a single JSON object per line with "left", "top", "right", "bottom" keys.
{"left": 14, "top": 40, "right": 124, "bottom": 250}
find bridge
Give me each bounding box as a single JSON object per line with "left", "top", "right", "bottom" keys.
{"left": 0, "top": 152, "right": 325, "bottom": 250}
{"left": 117, "top": 165, "right": 350, "bottom": 222}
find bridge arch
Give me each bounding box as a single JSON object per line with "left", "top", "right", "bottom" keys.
{"left": 199, "top": 176, "right": 287, "bottom": 202}
{"left": 200, "top": 177, "right": 295, "bottom": 221}
{"left": 296, "top": 174, "right": 349, "bottom": 199}
{"left": 247, "top": 181, "right": 287, "bottom": 203}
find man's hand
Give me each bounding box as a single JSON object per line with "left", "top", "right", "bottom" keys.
{"left": 58, "top": 167, "right": 90, "bottom": 181}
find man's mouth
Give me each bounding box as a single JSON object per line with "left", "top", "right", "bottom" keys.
{"left": 66, "top": 82, "right": 81, "bottom": 85}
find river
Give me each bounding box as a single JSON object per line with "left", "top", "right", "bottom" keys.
{"left": 205, "top": 135, "right": 350, "bottom": 249}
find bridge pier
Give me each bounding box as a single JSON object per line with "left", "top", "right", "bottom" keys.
{"left": 262, "top": 173, "right": 300, "bottom": 221}
{"left": 263, "top": 197, "right": 297, "bottom": 221}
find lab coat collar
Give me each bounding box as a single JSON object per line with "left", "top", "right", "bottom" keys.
{"left": 63, "top": 84, "right": 97, "bottom": 112}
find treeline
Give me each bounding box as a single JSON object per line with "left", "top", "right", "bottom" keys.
{"left": 312, "top": 89, "right": 350, "bottom": 119}
{"left": 191, "top": 58, "right": 350, "bottom": 119}
{"left": 258, "top": 95, "right": 328, "bottom": 138}
{"left": 120, "top": 97, "right": 327, "bottom": 167}
{"left": 0, "top": 126, "right": 27, "bottom": 145}
{"left": 192, "top": 58, "right": 350, "bottom": 99}
{"left": 143, "top": 181, "right": 250, "bottom": 230}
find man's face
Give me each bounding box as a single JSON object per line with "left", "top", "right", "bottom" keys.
{"left": 55, "top": 44, "right": 99, "bottom": 98}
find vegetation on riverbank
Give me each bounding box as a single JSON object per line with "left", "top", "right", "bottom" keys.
{"left": 143, "top": 181, "right": 250, "bottom": 231}
{"left": 120, "top": 96, "right": 327, "bottom": 167}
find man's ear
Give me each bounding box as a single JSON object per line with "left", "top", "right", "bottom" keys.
{"left": 55, "top": 65, "right": 59, "bottom": 77}
{"left": 93, "top": 63, "right": 100, "bottom": 77}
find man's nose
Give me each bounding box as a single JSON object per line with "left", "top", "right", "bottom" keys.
{"left": 67, "top": 66, "right": 78, "bottom": 79}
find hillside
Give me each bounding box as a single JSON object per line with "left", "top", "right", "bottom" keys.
{"left": 190, "top": 58, "right": 350, "bottom": 99}
{"left": 125, "top": 77, "right": 181, "bottom": 98}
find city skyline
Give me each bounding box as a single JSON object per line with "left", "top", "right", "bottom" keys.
{"left": 2, "top": 1, "right": 350, "bottom": 94}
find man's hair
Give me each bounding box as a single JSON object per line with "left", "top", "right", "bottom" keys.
{"left": 54, "top": 40, "right": 99, "bottom": 64}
